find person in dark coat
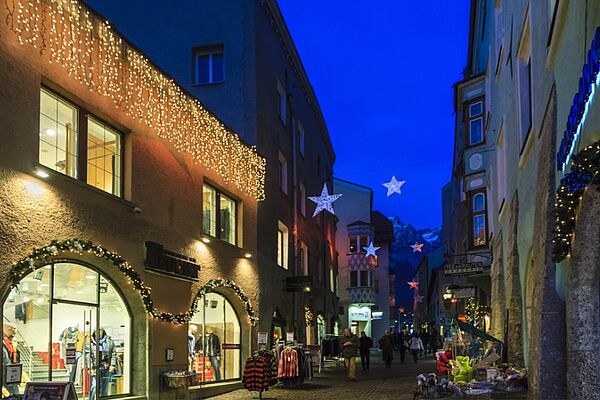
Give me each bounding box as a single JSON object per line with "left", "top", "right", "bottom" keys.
{"left": 378, "top": 330, "right": 394, "bottom": 368}
{"left": 358, "top": 331, "right": 373, "bottom": 371}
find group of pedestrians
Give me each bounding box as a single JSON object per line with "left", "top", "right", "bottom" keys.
{"left": 341, "top": 328, "right": 440, "bottom": 381}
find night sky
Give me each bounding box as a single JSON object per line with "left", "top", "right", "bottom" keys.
{"left": 278, "top": 1, "right": 471, "bottom": 229}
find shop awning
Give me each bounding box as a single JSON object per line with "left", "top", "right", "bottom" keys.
{"left": 455, "top": 320, "right": 503, "bottom": 343}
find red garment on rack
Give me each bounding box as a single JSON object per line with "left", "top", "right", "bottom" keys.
{"left": 277, "top": 348, "right": 299, "bottom": 378}
{"left": 243, "top": 356, "right": 272, "bottom": 392}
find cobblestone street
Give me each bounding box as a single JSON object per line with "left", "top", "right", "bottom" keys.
{"left": 210, "top": 352, "right": 436, "bottom": 399}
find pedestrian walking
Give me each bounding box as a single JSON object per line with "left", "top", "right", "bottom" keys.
{"left": 342, "top": 328, "right": 359, "bottom": 381}
{"left": 392, "top": 332, "right": 400, "bottom": 353}
{"left": 358, "top": 331, "right": 373, "bottom": 371}
{"left": 409, "top": 334, "right": 424, "bottom": 363}
{"left": 420, "top": 331, "right": 429, "bottom": 357}
{"left": 399, "top": 331, "right": 407, "bottom": 363}
{"left": 378, "top": 330, "right": 394, "bottom": 369}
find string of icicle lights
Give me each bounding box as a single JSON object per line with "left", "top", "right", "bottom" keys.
{"left": 4, "top": 0, "right": 266, "bottom": 200}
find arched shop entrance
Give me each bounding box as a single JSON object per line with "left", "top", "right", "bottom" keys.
{"left": 188, "top": 292, "right": 241, "bottom": 384}
{"left": 2, "top": 261, "right": 132, "bottom": 398}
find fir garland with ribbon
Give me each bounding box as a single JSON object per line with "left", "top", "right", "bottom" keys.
{"left": 8, "top": 239, "right": 258, "bottom": 326}
{"left": 553, "top": 140, "right": 600, "bottom": 262}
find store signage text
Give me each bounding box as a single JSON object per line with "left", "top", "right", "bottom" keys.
{"left": 444, "top": 262, "right": 484, "bottom": 276}
{"left": 349, "top": 306, "right": 371, "bottom": 321}
{"left": 222, "top": 343, "right": 241, "bottom": 350}
{"left": 372, "top": 311, "right": 383, "bottom": 320}
{"left": 144, "top": 241, "right": 199, "bottom": 281}
{"left": 557, "top": 26, "right": 600, "bottom": 171}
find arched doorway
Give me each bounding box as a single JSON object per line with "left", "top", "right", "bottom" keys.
{"left": 188, "top": 292, "right": 241, "bottom": 384}
{"left": 2, "top": 261, "right": 132, "bottom": 398}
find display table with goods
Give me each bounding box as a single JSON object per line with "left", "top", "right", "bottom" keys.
{"left": 414, "top": 321, "right": 527, "bottom": 399}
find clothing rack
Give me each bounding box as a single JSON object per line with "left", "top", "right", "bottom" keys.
{"left": 242, "top": 349, "right": 277, "bottom": 399}
{"left": 320, "top": 334, "right": 343, "bottom": 367}
{"left": 276, "top": 344, "right": 313, "bottom": 387}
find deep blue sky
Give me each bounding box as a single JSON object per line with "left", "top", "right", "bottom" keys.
{"left": 278, "top": 1, "right": 471, "bottom": 229}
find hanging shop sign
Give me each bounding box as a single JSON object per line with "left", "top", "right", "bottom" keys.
{"left": 349, "top": 306, "right": 371, "bottom": 321}
{"left": 557, "top": 26, "right": 600, "bottom": 171}
{"left": 145, "top": 241, "right": 199, "bottom": 281}
{"left": 444, "top": 262, "right": 484, "bottom": 276}
{"left": 372, "top": 311, "right": 383, "bottom": 320}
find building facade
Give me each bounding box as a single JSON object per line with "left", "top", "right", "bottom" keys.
{"left": 455, "top": 0, "right": 600, "bottom": 398}
{"left": 333, "top": 179, "right": 393, "bottom": 342}
{"left": 84, "top": 0, "right": 340, "bottom": 347}
{"left": 0, "top": 0, "right": 266, "bottom": 398}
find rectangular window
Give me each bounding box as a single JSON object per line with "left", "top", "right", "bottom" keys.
{"left": 496, "top": 128, "right": 507, "bottom": 210}
{"left": 39, "top": 88, "right": 123, "bottom": 196}
{"left": 517, "top": 58, "right": 532, "bottom": 149}
{"left": 193, "top": 45, "right": 224, "bottom": 85}
{"left": 87, "top": 117, "right": 122, "bottom": 196}
{"left": 360, "top": 235, "right": 369, "bottom": 251}
{"left": 298, "top": 122, "right": 305, "bottom": 157}
{"left": 329, "top": 266, "right": 335, "bottom": 292}
{"left": 467, "top": 100, "right": 484, "bottom": 145}
{"left": 349, "top": 235, "right": 358, "bottom": 253}
{"left": 278, "top": 152, "right": 288, "bottom": 194}
{"left": 299, "top": 182, "right": 306, "bottom": 217}
{"left": 277, "top": 80, "right": 286, "bottom": 125}
{"left": 39, "top": 89, "right": 78, "bottom": 178}
{"left": 470, "top": 191, "right": 487, "bottom": 247}
{"left": 299, "top": 242, "right": 308, "bottom": 275}
{"left": 277, "top": 221, "right": 289, "bottom": 269}
{"left": 360, "top": 270, "right": 369, "bottom": 287}
{"left": 202, "top": 184, "right": 237, "bottom": 245}
{"left": 350, "top": 271, "right": 358, "bottom": 288}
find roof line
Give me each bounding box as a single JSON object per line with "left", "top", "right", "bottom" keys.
{"left": 262, "top": 0, "right": 335, "bottom": 162}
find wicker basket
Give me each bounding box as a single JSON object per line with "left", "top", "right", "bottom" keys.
{"left": 163, "top": 371, "right": 199, "bottom": 388}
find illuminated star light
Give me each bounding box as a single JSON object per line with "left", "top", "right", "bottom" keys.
{"left": 415, "top": 295, "right": 425, "bottom": 303}
{"left": 383, "top": 176, "right": 406, "bottom": 196}
{"left": 411, "top": 243, "right": 424, "bottom": 253}
{"left": 407, "top": 280, "right": 418, "bottom": 289}
{"left": 308, "top": 183, "right": 342, "bottom": 217}
{"left": 363, "top": 241, "right": 381, "bottom": 258}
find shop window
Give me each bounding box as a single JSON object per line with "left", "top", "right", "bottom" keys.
{"left": 2, "top": 262, "right": 131, "bottom": 397}
{"left": 316, "top": 315, "right": 325, "bottom": 345}
{"left": 188, "top": 292, "right": 241, "bottom": 384}
{"left": 193, "top": 45, "right": 224, "bottom": 85}
{"left": 277, "top": 222, "right": 289, "bottom": 269}
{"left": 202, "top": 184, "right": 237, "bottom": 246}
{"left": 39, "top": 88, "right": 123, "bottom": 197}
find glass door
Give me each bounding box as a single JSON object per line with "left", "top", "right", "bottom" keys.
{"left": 52, "top": 302, "right": 98, "bottom": 400}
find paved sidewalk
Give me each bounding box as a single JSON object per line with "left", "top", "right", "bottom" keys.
{"left": 209, "top": 351, "right": 437, "bottom": 399}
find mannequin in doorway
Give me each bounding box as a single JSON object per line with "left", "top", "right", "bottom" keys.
{"left": 201, "top": 328, "right": 221, "bottom": 381}
{"left": 2, "top": 322, "right": 19, "bottom": 395}
{"left": 188, "top": 325, "right": 198, "bottom": 370}
{"left": 89, "top": 328, "right": 116, "bottom": 398}
{"left": 59, "top": 322, "right": 84, "bottom": 383}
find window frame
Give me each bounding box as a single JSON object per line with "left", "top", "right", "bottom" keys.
{"left": 350, "top": 271, "right": 358, "bottom": 288}
{"left": 547, "top": 0, "right": 559, "bottom": 47}
{"left": 299, "top": 182, "right": 306, "bottom": 217}
{"left": 39, "top": 86, "right": 125, "bottom": 197}
{"left": 469, "top": 189, "right": 488, "bottom": 248}
{"left": 277, "top": 221, "right": 289, "bottom": 269}
{"left": 465, "top": 98, "right": 485, "bottom": 146}
{"left": 192, "top": 45, "right": 225, "bottom": 85}
{"left": 277, "top": 80, "right": 286, "bottom": 125}
{"left": 278, "top": 152, "right": 288, "bottom": 195}
{"left": 517, "top": 57, "right": 533, "bottom": 152}
{"left": 298, "top": 122, "right": 305, "bottom": 157}
{"left": 202, "top": 183, "right": 238, "bottom": 246}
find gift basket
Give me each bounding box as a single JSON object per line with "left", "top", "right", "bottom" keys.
{"left": 163, "top": 370, "right": 199, "bottom": 388}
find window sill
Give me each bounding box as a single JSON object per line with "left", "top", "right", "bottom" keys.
{"left": 201, "top": 233, "right": 240, "bottom": 251}
{"left": 518, "top": 127, "right": 536, "bottom": 169}
{"left": 34, "top": 164, "right": 136, "bottom": 209}
{"left": 191, "top": 81, "right": 225, "bottom": 87}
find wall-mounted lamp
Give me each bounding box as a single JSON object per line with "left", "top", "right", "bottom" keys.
{"left": 202, "top": 237, "right": 211, "bottom": 244}
{"left": 243, "top": 252, "right": 252, "bottom": 259}
{"left": 34, "top": 168, "right": 49, "bottom": 179}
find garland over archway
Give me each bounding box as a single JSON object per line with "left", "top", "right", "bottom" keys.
{"left": 193, "top": 279, "right": 258, "bottom": 326}
{"left": 553, "top": 140, "right": 600, "bottom": 262}
{"left": 8, "top": 239, "right": 257, "bottom": 325}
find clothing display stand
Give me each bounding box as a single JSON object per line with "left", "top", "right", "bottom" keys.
{"left": 320, "top": 334, "right": 343, "bottom": 367}
{"left": 242, "top": 348, "right": 277, "bottom": 399}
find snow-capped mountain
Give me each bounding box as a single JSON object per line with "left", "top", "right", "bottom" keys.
{"left": 388, "top": 217, "right": 441, "bottom": 312}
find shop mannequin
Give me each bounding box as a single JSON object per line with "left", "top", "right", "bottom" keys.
{"left": 201, "top": 328, "right": 221, "bottom": 381}
{"left": 2, "top": 322, "right": 19, "bottom": 395}
{"left": 59, "top": 321, "right": 84, "bottom": 383}
{"left": 89, "top": 328, "right": 116, "bottom": 398}
{"left": 188, "top": 325, "right": 198, "bottom": 370}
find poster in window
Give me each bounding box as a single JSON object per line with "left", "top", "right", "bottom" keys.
{"left": 22, "top": 382, "right": 77, "bottom": 400}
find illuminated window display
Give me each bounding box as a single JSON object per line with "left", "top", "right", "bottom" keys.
{"left": 188, "top": 293, "right": 241, "bottom": 384}
{"left": 1, "top": 262, "right": 131, "bottom": 398}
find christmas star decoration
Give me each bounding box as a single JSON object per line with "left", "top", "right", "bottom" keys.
{"left": 383, "top": 176, "right": 406, "bottom": 197}
{"left": 308, "top": 183, "right": 342, "bottom": 217}
{"left": 407, "top": 280, "right": 418, "bottom": 289}
{"left": 415, "top": 295, "right": 425, "bottom": 303}
{"left": 411, "top": 243, "right": 424, "bottom": 253}
{"left": 363, "top": 241, "right": 380, "bottom": 258}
